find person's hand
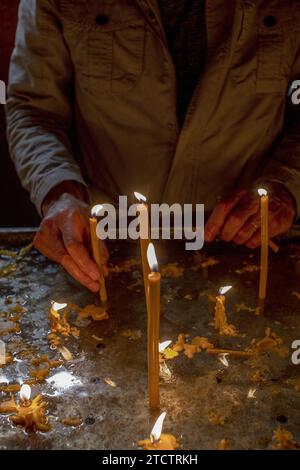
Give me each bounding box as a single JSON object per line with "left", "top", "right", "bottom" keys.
{"left": 34, "top": 186, "right": 108, "bottom": 292}
{"left": 205, "top": 184, "right": 296, "bottom": 248}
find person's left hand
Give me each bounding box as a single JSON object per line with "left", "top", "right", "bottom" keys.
{"left": 205, "top": 183, "right": 296, "bottom": 248}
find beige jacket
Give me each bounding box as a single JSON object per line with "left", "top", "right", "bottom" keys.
{"left": 6, "top": 0, "right": 300, "bottom": 216}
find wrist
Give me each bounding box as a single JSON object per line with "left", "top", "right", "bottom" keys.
{"left": 42, "top": 181, "right": 89, "bottom": 216}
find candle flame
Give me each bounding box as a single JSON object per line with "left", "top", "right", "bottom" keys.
{"left": 159, "top": 340, "right": 172, "bottom": 353}
{"left": 91, "top": 204, "right": 103, "bottom": 218}
{"left": 247, "top": 388, "right": 257, "bottom": 399}
{"left": 150, "top": 412, "right": 166, "bottom": 442}
{"left": 20, "top": 384, "right": 31, "bottom": 402}
{"left": 51, "top": 301, "right": 67, "bottom": 312}
{"left": 147, "top": 243, "right": 159, "bottom": 272}
{"left": 219, "top": 353, "right": 229, "bottom": 367}
{"left": 219, "top": 285, "right": 232, "bottom": 295}
{"left": 258, "top": 188, "right": 267, "bottom": 197}
{"left": 134, "top": 192, "right": 147, "bottom": 203}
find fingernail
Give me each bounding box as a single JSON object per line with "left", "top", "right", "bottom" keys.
{"left": 89, "top": 282, "right": 99, "bottom": 293}
{"left": 89, "top": 271, "right": 100, "bottom": 281}
{"left": 221, "top": 233, "right": 230, "bottom": 242}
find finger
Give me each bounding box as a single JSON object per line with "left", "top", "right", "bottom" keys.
{"left": 268, "top": 208, "right": 294, "bottom": 238}
{"left": 34, "top": 222, "right": 65, "bottom": 263}
{"left": 220, "top": 198, "right": 260, "bottom": 242}
{"left": 246, "top": 211, "right": 281, "bottom": 249}
{"left": 60, "top": 215, "right": 100, "bottom": 281}
{"left": 245, "top": 192, "right": 295, "bottom": 249}
{"left": 34, "top": 233, "right": 64, "bottom": 262}
{"left": 245, "top": 229, "right": 261, "bottom": 249}
{"left": 63, "top": 239, "right": 100, "bottom": 282}
{"left": 61, "top": 254, "right": 99, "bottom": 292}
{"left": 246, "top": 210, "right": 291, "bottom": 249}
{"left": 35, "top": 226, "right": 99, "bottom": 291}
{"left": 233, "top": 213, "right": 261, "bottom": 245}
{"left": 205, "top": 189, "right": 248, "bottom": 242}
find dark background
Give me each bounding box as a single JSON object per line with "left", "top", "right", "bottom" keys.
{"left": 0, "top": 0, "right": 40, "bottom": 227}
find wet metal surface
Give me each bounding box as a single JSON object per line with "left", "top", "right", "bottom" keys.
{"left": 0, "top": 236, "right": 300, "bottom": 450}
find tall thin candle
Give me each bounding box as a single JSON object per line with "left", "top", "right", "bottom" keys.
{"left": 135, "top": 192, "right": 150, "bottom": 309}
{"left": 147, "top": 243, "right": 160, "bottom": 409}
{"left": 258, "top": 189, "right": 269, "bottom": 313}
{"left": 90, "top": 205, "right": 107, "bottom": 304}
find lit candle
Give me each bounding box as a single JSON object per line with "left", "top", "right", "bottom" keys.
{"left": 159, "top": 340, "right": 172, "bottom": 353}
{"left": 214, "top": 286, "right": 238, "bottom": 336}
{"left": 215, "top": 286, "right": 231, "bottom": 332}
{"left": 147, "top": 243, "right": 160, "bottom": 409}
{"left": 50, "top": 301, "right": 67, "bottom": 319}
{"left": 90, "top": 205, "right": 107, "bottom": 304}
{"left": 138, "top": 412, "right": 179, "bottom": 450}
{"left": 159, "top": 340, "right": 178, "bottom": 361}
{"left": 134, "top": 192, "right": 150, "bottom": 309}
{"left": 258, "top": 189, "right": 269, "bottom": 313}
{"left": 10, "top": 384, "right": 50, "bottom": 432}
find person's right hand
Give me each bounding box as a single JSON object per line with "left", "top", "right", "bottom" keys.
{"left": 34, "top": 191, "right": 106, "bottom": 292}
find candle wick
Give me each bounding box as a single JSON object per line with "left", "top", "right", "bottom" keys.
{"left": 152, "top": 263, "right": 159, "bottom": 273}
{"left": 21, "top": 399, "right": 32, "bottom": 407}
{"left": 150, "top": 434, "right": 160, "bottom": 444}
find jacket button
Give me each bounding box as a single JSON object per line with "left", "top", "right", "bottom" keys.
{"left": 263, "top": 15, "right": 277, "bottom": 27}
{"left": 96, "top": 14, "right": 110, "bottom": 25}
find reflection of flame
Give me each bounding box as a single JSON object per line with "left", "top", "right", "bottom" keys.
{"left": 159, "top": 362, "right": 172, "bottom": 381}
{"left": 104, "top": 378, "right": 117, "bottom": 388}
{"left": 134, "top": 192, "right": 147, "bottom": 203}
{"left": 159, "top": 340, "right": 172, "bottom": 353}
{"left": 247, "top": 388, "right": 257, "bottom": 399}
{"left": 147, "top": 243, "right": 159, "bottom": 272}
{"left": 219, "top": 286, "right": 232, "bottom": 295}
{"left": 219, "top": 353, "right": 229, "bottom": 367}
{"left": 258, "top": 188, "right": 267, "bottom": 197}
{"left": 51, "top": 301, "right": 67, "bottom": 312}
{"left": 150, "top": 412, "right": 166, "bottom": 442}
{"left": 20, "top": 384, "right": 31, "bottom": 402}
{"left": 91, "top": 204, "right": 103, "bottom": 218}
{"left": 0, "top": 375, "right": 9, "bottom": 384}
{"left": 46, "top": 371, "right": 82, "bottom": 390}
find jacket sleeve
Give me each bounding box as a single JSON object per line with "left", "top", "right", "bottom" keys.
{"left": 257, "top": 100, "right": 300, "bottom": 219}
{"left": 6, "top": 0, "right": 87, "bottom": 216}
{"left": 256, "top": 39, "right": 300, "bottom": 219}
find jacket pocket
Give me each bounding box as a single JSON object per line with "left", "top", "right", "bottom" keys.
{"left": 88, "top": 20, "right": 145, "bottom": 94}
{"left": 61, "top": 0, "right": 145, "bottom": 94}
{"left": 255, "top": 22, "right": 286, "bottom": 93}
{"left": 230, "top": 4, "right": 293, "bottom": 94}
